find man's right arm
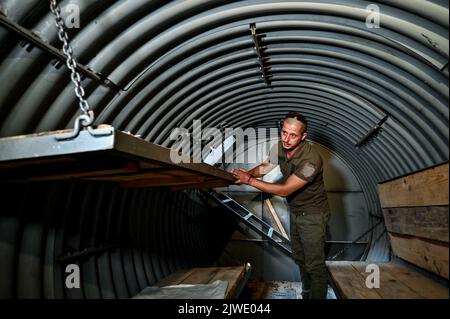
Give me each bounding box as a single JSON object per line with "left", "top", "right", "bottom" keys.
{"left": 248, "top": 142, "right": 279, "bottom": 177}
{"left": 247, "top": 159, "right": 275, "bottom": 178}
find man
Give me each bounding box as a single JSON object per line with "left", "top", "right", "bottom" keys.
{"left": 231, "top": 111, "right": 330, "bottom": 299}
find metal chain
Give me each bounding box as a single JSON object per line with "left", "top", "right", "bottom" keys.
{"left": 50, "top": 0, "right": 90, "bottom": 116}
{"left": 49, "top": 0, "right": 113, "bottom": 141}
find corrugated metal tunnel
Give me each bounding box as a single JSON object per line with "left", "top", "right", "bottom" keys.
{"left": 0, "top": 0, "right": 448, "bottom": 299}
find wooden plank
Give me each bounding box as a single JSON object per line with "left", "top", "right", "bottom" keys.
{"left": 350, "top": 262, "right": 424, "bottom": 299}
{"left": 86, "top": 167, "right": 233, "bottom": 188}
{"left": 383, "top": 206, "right": 449, "bottom": 243}
{"left": 124, "top": 180, "right": 230, "bottom": 189}
{"left": 389, "top": 233, "right": 449, "bottom": 279}
{"left": 179, "top": 267, "right": 222, "bottom": 285}
{"left": 155, "top": 268, "right": 195, "bottom": 287}
{"left": 381, "top": 263, "right": 448, "bottom": 299}
{"left": 170, "top": 180, "right": 233, "bottom": 191}
{"left": 378, "top": 163, "right": 448, "bottom": 208}
{"left": 86, "top": 169, "right": 203, "bottom": 182}
{"left": 0, "top": 157, "right": 139, "bottom": 182}
{"left": 328, "top": 261, "right": 448, "bottom": 299}
{"left": 0, "top": 127, "right": 235, "bottom": 187}
{"left": 208, "top": 265, "right": 247, "bottom": 298}
{"left": 264, "top": 199, "right": 289, "bottom": 240}
{"left": 0, "top": 156, "right": 78, "bottom": 169}
{"left": 155, "top": 266, "right": 248, "bottom": 299}
{"left": 118, "top": 175, "right": 217, "bottom": 188}
{"left": 327, "top": 261, "right": 382, "bottom": 299}
{"left": 114, "top": 130, "right": 235, "bottom": 182}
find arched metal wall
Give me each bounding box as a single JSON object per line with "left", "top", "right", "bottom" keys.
{"left": 0, "top": 0, "right": 448, "bottom": 297}
{"left": 0, "top": 182, "right": 235, "bottom": 298}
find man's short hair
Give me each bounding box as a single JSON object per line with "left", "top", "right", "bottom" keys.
{"left": 284, "top": 111, "right": 308, "bottom": 133}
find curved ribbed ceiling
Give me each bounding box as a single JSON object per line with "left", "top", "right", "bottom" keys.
{"left": 0, "top": 1, "right": 448, "bottom": 240}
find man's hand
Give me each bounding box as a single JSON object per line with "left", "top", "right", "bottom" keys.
{"left": 231, "top": 168, "right": 252, "bottom": 185}
{"left": 232, "top": 168, "right": 309, "bottom": 196}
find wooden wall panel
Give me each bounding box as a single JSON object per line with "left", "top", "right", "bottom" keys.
{"left": 378, "top": 163, "right": 448, "bottom": 208}
{"left": 383, "top": 206, "right": 449, "bottom": 243}
{"left": 378, "top": 163, "right": 449, "bottom": 279}
{"left": 389, "top": 233, "right": 449, "bottom": 279}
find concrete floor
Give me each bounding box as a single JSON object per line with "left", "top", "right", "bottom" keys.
{"left": 241, "top": 281, "right": 337, "bottom": 299}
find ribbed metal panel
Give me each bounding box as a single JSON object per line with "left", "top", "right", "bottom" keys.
{"left": 0, "top": 0, "right": 448, "bottom": 294}
{"left": 0, "top": 182, "right": 235, "bottom": 298}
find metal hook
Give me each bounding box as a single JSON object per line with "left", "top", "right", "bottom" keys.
{"left": 55, "top": 111, "right": 112, "bottom": 141}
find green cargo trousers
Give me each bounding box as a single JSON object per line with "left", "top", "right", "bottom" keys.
{"left": 290, "top": 208, "right": 330, "bottom": 299}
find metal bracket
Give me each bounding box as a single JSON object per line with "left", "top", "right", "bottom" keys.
{"left": 355, "top": 115, "right": 389, "bottom": 147}
{"left": 55, "top": 111, "right": 113, "bottom": 141}
{"left": 55, "top": 244, "right": 119, "bottom": 263}
{"left": 250, "top": 23, "right": 271, "bottom": 85}
{"left": 0, "top": 12, "right": 122, "bottom": 92}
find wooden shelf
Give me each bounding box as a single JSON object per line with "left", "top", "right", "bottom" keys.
{"left": 0, "top": 125, "right": 234, "bottom": 189}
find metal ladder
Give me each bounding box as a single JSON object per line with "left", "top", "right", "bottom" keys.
{"left": 205, "top": 190, "right": 292, "bottom": 258}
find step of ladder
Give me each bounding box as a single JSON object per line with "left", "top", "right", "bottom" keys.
{"left": 205, "top": 190, "right": 292, "bottom": 257}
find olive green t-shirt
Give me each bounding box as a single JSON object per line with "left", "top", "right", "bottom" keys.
{"left": 270, "top": 140, "right": 329, "bottom": 214}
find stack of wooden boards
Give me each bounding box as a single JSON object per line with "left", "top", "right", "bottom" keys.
{"left": 328, "top": 162, "right": 448, "bottom": 299}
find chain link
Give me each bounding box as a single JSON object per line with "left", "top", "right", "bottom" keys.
{"left": 50, "top": 0, "right": 90, "bottom": 115}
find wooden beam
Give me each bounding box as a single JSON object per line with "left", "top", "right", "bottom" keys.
{"left": 264, "top": 198, "right": 289, "bottom": 240}
{"left": 378, "top": 163, "right": 448, "bottom": 208}
{"left": 383, "top": 206, "right": 449, "bottom": 243}
{"left": 389, "top": 233, "right": 449, "bottom": 279}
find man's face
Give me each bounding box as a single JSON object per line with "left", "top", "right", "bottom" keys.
{"left": 281, "top": 118, "right": 307, "bottom": 150}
